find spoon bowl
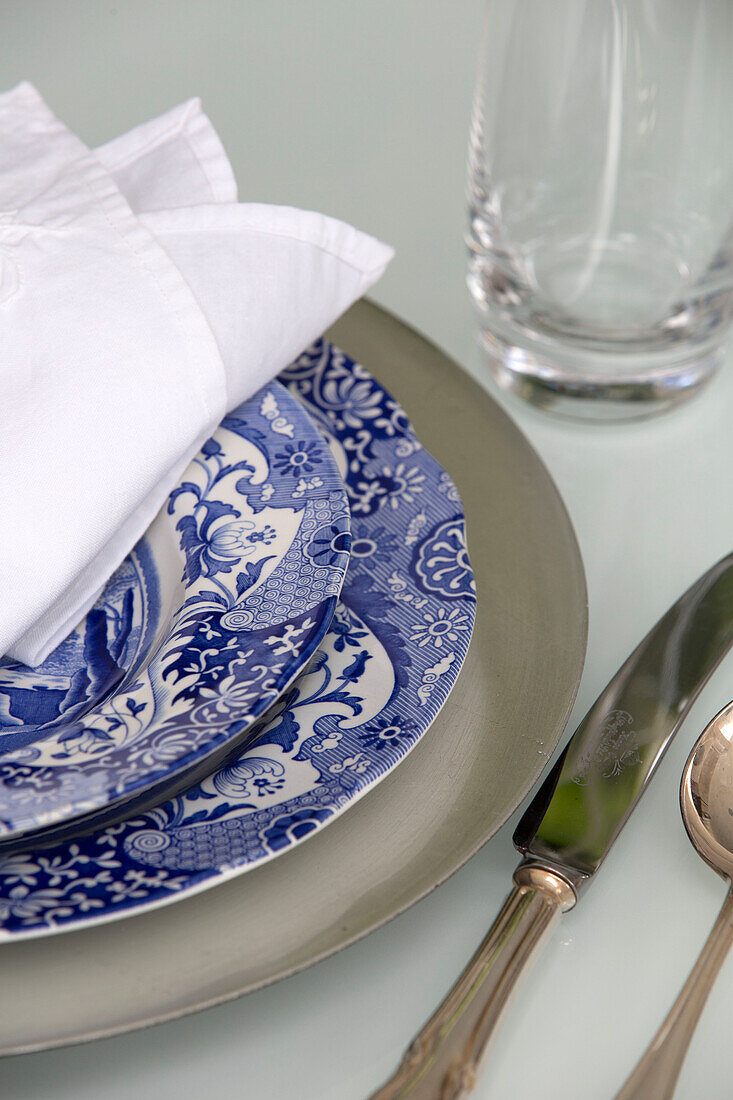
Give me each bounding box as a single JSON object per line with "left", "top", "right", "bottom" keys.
{"left": 682, "top": 705, "right": 733, "bottom": 879}
{"left": 616, "top": 699, "right": 733, "bottom": 1100}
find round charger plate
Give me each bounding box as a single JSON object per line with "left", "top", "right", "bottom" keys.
{"left": 0, "top": 301, "right": 587, "bottom": 1054}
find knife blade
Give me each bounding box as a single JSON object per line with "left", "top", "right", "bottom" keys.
{"left": 372, "top": 552, "right": 733, "bottom": 1099}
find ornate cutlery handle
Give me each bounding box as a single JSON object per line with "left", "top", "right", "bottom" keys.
{"left": 370, "top": 865, "right": 576, "bottom": 1099}
{"left": 614, "top": 886, "right": 733, "bottom": 1100}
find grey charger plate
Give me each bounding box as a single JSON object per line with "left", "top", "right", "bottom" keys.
{"left": 0, "top": 300, "right": 587, "bottom": 1055}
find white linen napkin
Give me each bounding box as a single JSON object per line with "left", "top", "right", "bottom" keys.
{"left": 96, "top": 95, "right": 238, "bottom": 209}
{"left": 1, "top": 84, "right": 392, "bottom": 667}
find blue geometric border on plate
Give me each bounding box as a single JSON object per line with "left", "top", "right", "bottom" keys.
{"left": 0, "top": 340, "right": 476, "bottom": 937}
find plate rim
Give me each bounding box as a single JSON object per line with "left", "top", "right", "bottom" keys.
{"left": 0, "top": 300, "right": 587, "bottom": 1055}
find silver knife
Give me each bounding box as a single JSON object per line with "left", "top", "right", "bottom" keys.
{"left": 371, "top": 552, "right": 733, "bottom": 1099}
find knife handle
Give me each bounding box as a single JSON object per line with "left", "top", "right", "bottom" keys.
{"left": 370, "top": 865, "right": 576, "bottom": 1099}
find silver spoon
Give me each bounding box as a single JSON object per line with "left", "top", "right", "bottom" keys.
{"left": 615, "top": 700, "right": 733, "bottom": 1100}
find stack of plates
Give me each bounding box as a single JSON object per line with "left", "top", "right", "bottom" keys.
{"left": 0, "top": 371, "right": 352, "bottom": 856}
{"left": 0, "top": 303, "right": 477, "bottom": 936}
{"left": 0, "top": 302, "right": 586, "bottom": 1054}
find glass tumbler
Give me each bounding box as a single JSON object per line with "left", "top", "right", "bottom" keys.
{"left": 467, "top": 0, "right": 733, "bottom": 419}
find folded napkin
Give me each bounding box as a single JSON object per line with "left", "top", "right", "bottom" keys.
{"left": 96, "top": 96, "right": 238, "bottom": 209}
{"left": 1, "top": 84, "right": 392, "bottom": 666}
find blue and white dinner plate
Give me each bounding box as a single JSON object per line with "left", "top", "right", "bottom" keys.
{"left": 0, "top": 340, "right": 476, "bottom": 938}
{"left": 0, "top": 384, "right": 350, "bottom": 852}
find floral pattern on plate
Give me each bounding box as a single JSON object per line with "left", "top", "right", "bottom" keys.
{"left": 0, "top": 340, "right": 475, "bottom": 937}
{"left": 0, "top": 384, "right": 349, "bottom": 848}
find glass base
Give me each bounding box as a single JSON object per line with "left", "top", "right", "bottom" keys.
{"left": 478, "top": 328, "right": 724, "bottom": 422}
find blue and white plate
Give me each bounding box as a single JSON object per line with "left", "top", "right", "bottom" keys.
{"left": 0, "top": 340, "right": 476, "bottom": 938}
{"left": 0, "top": 385, "right": 350, "bottom": 851}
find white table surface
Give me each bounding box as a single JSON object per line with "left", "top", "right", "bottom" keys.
{"left": 2, "top": 3, "right": 733, "bottom": 1098}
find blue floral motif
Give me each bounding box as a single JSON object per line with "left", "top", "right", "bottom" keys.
{"left": 212, "top": 757, "right": 285, "bottom": 800}
{"left": 175, "top": 504, "right": 246, "bottom": 583}
{"left": 0, "top": 341, "right": 476, "bottom": 937}
{"left": 349, "top": 523, "right": 399, "bottom": 564}
{"left": 273, "top": 440, "right": 323, "bottom": 478}
{"left": 330, "top": 606, "right": 368, "bottom": 653}
{"left": 306, "top": 519, "right": 351, "bottom": 566}
{"left": 411, "top": 516, "right": 476, "bottom": 600}
{"left": 409, "top": 606, "right": 471, "bottom": 649}
{"left": 359, "top": 714, "right": 418, "bottom": 751}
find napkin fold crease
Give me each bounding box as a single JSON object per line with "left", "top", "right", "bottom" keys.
{"left": 0, "top": 84, "right": 392, "bottom": 667}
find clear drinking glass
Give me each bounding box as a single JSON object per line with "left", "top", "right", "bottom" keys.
{"left": 467, "top": 0, "right": 733, "bottom": 419}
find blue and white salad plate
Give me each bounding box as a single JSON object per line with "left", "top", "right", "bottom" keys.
{"left": 0, "top": 384, "right": 350, "bottom": 852}
{"left": 0, "top": 340, "right": 476, "bottom": 938}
